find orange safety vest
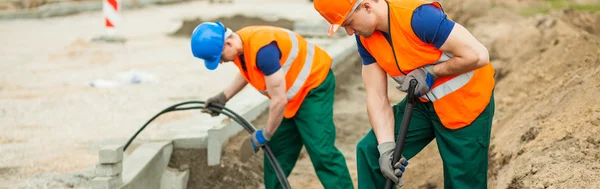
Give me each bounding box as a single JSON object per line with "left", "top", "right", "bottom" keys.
{"left": 359, "top": 0, "right": 495, "bottom": 129}
{"left": 233, "top": 26, "right": 332, "bottom": 118}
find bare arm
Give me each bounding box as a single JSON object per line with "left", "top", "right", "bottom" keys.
{"left": 263, "top": 69, "right": 287, "bottom": 136}
{"left": 433, "top": 23, "right": 490, "bottom": 77}
{"left": 363, "top": 63, "right": 395, "bottom": 144}
{"left": 223, "top": 72, "right": 249, "bottom": 100}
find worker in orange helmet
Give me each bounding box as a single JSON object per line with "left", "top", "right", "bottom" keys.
{"left": 313, "top": 0, "right": 496, "bottom": 188}
{"left": 190, "top": 22, "right": 354, "bottom": 189}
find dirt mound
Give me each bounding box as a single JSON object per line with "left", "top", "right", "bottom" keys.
{"left": 171, "top": 15, "right": 295, "bottom": 38}
{"left": 455, "top": 1, "right": 600, "bottom": 187}
{"left": 485, "top": 13, "right": 600, "bottom": 189}
{"left": 425, "top": 1, "right": 600, "bottom": 187}
{"left": 552, "top": 9, "right": 600, "bottom": 37}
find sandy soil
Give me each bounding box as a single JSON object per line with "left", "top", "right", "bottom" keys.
{"left": 171, "top": 0, "right": 600, "bottom": 189}
{"left": 482, "top": 10, "right": 600, "bottom": 189}
{"left": 410, "top": 0, "right": 600, "bottom": 188}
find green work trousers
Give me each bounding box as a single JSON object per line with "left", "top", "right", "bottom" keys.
{"left": 356, "top": 93, "right": 495, "bottom": 189}
{"left": 264, "top": 69, "right": 354, "bottom": 189}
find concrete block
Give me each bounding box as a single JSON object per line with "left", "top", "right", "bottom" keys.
{"left": 160, "top": 168, "right": 189, "bottom": 189}
{"left": 207, "top": 99, "right": 270, "bottom": 166}
{"left": 172, "top": 134, "right": 207, "bottom": 149}
{"left": 96, "top": 162, "right": 123, "bottom": 177}
{"left": 92, "top": 176, "right": 123, "bottom": 189}
{"left": 119, "top": 141, "right": 173, "bottom": 189}
{"left": 99, "top": 145, "right": 124, "bottom": 164}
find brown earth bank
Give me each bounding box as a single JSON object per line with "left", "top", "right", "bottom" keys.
{"left": 443, "top": 0, "right": 600, "bottom": 188}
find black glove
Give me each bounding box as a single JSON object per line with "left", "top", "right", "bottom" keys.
{"left": 201, "top": 91, "right": 228, "bottom": 117}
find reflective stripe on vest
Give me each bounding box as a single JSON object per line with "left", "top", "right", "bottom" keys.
{"left": 390, "top": 52, "right": 473, "bottom": 102}
{"left": 422, "top": 70, "right": 474, "bottom": 101}
{"left": 258, "top": 29, "right": 315, "bottom": 99}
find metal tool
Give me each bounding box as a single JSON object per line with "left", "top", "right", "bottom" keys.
{"left": 385, "top": 79, "right": 418, "bottom": 189}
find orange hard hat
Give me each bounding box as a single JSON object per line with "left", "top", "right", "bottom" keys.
{"left": 314, "top": 0, "right": 362, "bottom": 36}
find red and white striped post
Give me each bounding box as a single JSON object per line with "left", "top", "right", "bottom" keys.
{"left": 103, "top": 0, "right": 120, "bottom": 36}
{"left": 93, "top": 0, "right": 126, "bottom": 43}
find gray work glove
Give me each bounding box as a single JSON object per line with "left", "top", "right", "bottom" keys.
{"left": 397, "top": 65, "right": 438, "bottom": 96}
{"left": 378, "top": 141, "right": 409, "bottom": 187}
{"left": 201, "top": 91, "right": 228, "bottom": 117}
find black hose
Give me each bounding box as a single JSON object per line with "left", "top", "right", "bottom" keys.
{"left": 122, "top": 101, "right": 291, "bottom": 189}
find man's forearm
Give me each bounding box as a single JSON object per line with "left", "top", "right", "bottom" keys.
{"left": 367, "top": 95, "right": 395, "bottom": 144}
{"left": 264, "top": 97, "right": 287, "bottom": 135}
{"left": 432, "top": 56, "right": 482, "bottom": 77}
{"left": 223, "top": 73, "right": 248, "bottom": 100}
{"left": 435, "top": 23, "right": 490, "bottom": 77}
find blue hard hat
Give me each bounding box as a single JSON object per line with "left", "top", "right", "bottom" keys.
{"left": 190, "top": 21, "right": 227, "bottom": 70}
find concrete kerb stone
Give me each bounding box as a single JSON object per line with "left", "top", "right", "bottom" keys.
{"left": 171, "top": 133, "right": 208, "bottom": 149}
{"left": 206, "top": 99, "right": 270, "bottom": 166}
{"left": 160, "top": 167, "right": 190, "bottom": 189}
{"left": 92, "top": 144, "right": 124, "bottom": 189}
{"left": 118, "top": 141, "right": 173, "bottom": 189}
{"left": 96, "top": 162, "right": 123, "bottom": 177}
{"left": 99, "top": 145, "right": 124, "bottom": 164}
{"left": 327, "top": 36, "right": 358, "bottom": 66}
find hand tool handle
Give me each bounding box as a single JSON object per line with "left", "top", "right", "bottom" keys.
{"left": 384, "top": 79, "right": 418, "bottom": 189}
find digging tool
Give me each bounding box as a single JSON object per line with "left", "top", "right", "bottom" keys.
{"left": 385, "top": 79, "right": 418, "bottom": 189}
{"left": 123, "top": 101, "right": 292, "bottom": 189}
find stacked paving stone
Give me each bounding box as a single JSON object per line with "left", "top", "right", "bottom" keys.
{"left": 91, "top": 145, "right": 124, "bottom": 189}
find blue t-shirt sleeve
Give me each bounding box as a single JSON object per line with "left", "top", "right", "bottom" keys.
{"left": 411, "top": 4, "right": 455, "bottom": 49}
{"left": 355, "top": 35, "right": 377, "bottom": 65}
{"left": 256, "top": 42, "right": 282, "bottom": 76}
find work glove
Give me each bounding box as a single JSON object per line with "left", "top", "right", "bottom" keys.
{"left": 397, "top": 65, "right": 437, "bottom": 96}
{"left": 378, "top": 141, "right": 409, "bottom": 187}
{"left": 239, "top": 129, "right": 272, "bottom": 162}
{"left": 249, "top": 129, "right": 272, "bottom": 152}
{"left": 201, "top": 91, "right": 228, "bottom": 117}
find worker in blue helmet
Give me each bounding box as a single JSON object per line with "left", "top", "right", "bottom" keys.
{"left": 190, "top": 21, "right": 354, "bottom": 189}
{"left": 190, "top": 22, "right": 234, "bottom": 70}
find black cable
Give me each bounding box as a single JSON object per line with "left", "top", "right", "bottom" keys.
{"left": 122, "top": 101, "right": 291, "bottom": 189}
{"left": 209, "top": 103, "right": 256, "bottom": 132}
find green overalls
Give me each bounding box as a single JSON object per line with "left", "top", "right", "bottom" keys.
{"left": 264, "top": 69, "right": 354, "bottom": 189}
{"left": 357, "top": 93, "right": 495, "bottom": 189}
